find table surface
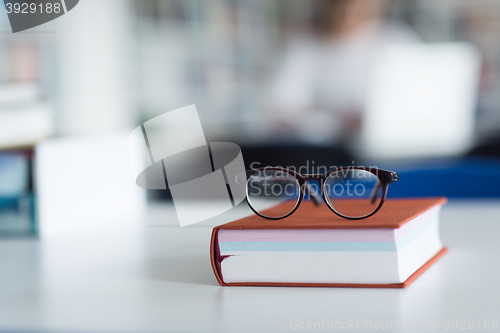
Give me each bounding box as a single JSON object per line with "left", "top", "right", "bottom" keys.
{"left": 1, "top": 200, "right": 500, "bottom": 333}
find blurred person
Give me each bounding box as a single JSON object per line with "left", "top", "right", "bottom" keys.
{"left": 270, "top": 0, "right": 419, "bottom": 145}
{"left": 457, "top": 4, "right": 500, "bottom": 149}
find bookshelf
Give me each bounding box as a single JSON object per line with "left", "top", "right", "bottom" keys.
{"left": 131, "top": 0, "right": 500, "bottom": 143}
{"left": 0, "top": 29, "right": 55, "bottom": 237}
{"left": 132, "top": 0, "right": 285, "bottom": 139}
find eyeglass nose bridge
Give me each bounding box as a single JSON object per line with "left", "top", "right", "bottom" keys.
{"left": 299, "top": 175, "right": 326, "bottom": 195}
{"left": 301, "top": 174, "right": 325, "bottom": 182}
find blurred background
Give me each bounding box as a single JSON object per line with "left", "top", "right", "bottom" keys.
{"left": 2, "top": 0, "right": 500, "bottom": 236}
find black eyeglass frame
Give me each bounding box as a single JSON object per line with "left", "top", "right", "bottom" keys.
{"left": 244, "top": 166, "right": 399, "bottom": 220}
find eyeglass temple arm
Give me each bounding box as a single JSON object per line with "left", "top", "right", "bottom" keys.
{"left": 370, "top": 181, "right": 380, "bottom": 204}
{"left": 304, "top": 182, "right": 322, "bottom": 206}
{"left": 370, "top": 171, "right": 399, "bottom": 204}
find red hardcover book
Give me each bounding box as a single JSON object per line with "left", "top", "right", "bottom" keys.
{"left": 211, "top": 197, "right": 447, "bottom": 288}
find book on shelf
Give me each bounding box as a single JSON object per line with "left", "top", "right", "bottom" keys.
{"left": 0, "top": 151, "right": 36, "bottom": 236}
{"left": 210, "top": 197, "right": 447, "bottom": 288}
{"left": 0, "top": 194, "right": 36, "bottom": 236}
{"left": 0, "top": 82, "right": 49, "bottom": 235}
{"left": 0, "top": 151, "right": 30, "bottom": 196}
{"left": 0, "top": 38, "right": 50, "bottom": 236}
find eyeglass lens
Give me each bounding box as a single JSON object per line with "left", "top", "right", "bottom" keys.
{"left": 324, "top": 169, "right": 382, "bottom": 218}
{"left": 246, "top": 170, "right": 300, "bottom": 218}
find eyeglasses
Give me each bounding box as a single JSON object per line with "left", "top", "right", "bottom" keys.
{"left": 242, "top": 166, "right": 399, "bottom": 220}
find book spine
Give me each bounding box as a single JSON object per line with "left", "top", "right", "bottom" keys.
{"left": 210, "top": 227, "right": 226, "bottom": 286}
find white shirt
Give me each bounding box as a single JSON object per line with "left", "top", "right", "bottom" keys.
{"left": 272, "top": 21, "right": 420, "bottom": 143}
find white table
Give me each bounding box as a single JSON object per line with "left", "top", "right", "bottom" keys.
{"left": 1, "top": 200, "right": 500, "bottom": 333}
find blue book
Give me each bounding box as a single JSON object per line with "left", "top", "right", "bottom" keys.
{"left": 0, "top": 195, "right": 36, "bottom": 236}
{"left": 0, "top": 152, "right": 30, "bottom": 196}
{"left": 0, "top": 151, "right": 36, "bottom": 236}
